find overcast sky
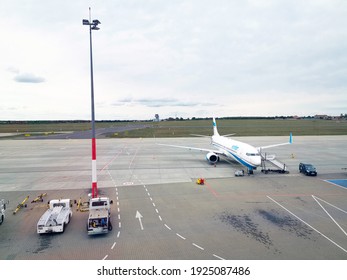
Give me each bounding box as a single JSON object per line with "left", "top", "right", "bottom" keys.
{"left": 1, "top": 0, "right": 347, "bottom": 120}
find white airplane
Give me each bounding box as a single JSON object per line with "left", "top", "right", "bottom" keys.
{"left": 158, "top": 118, "right": 292, "bottom": 174}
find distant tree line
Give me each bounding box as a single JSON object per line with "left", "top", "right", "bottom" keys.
{"left": 1, "top": 114, "right": 346, "bottom": 124}
{"left": 162, "top": 115, "right": 347, "bottom": 121}
{"left": 0, "top": 120, "right": 141, "bottom": 124}
{"left": 164, "top": 116, "right": 303, "bottom": 121}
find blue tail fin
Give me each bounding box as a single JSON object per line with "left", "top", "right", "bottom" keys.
{"left": 213, "top": 118, "right": 219, "bottom": 136}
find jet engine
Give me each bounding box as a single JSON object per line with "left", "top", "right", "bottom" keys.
{"left": 206, "top": 152, "right": 219, "bottom": 164}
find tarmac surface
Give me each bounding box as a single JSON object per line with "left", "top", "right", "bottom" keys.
{"left": 13, "top": 123, "right": 150, "bottom": 140}
{"left": 0, "top": 136, "right": 347, "bottom": 260}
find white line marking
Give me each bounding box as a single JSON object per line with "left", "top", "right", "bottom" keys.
{"left": 111, "top": 242, "right": 116, "bottom": 250}
{"left": 118, "top": 214, "right": 121, "bottom": 220}
{"left": 102, "top": 255, "right": 108, "bottom": 260}
{"left": 176, "top": 233, "right": 186, "bottom": 240}
{"left": 155, "top": 208, "right": 159, "bottom": 213}
{"left": 312, "top": 195, "right": 347, "bottom": 236}
{"left": 117, "top": 207, "right": 120, "bottom": 212}
{"left": 158, "top": 215, "right": 162, "bottom": 221}
{"left": 147, "top": 192, "right": 151, "bottom": 196}
{"left": 116, "top": 192, "right": 118, "bottom": 196}
{"left": 117, "top": 231, "right": 120, "bottom": 238}
{"left": 150, "top": 197, "right": 153, "bottom": 201}
{"left": 116, "top": 196, "right": 119, "bottom": 201}
{"left": 117, "top": 201, "right": 119, "bottom": 206}
{"left": 119, "top": 222, "right": 122, "bottom": 228}
{"left": 192, "top": 243, "right": 204, "bottom": 250}
{"left": 312, "top": 195, "right": 347, "bottom": 214}
{"left": 164, "top": 224, "right": 171, "bottom": 230}
{"left": 152, "top": 202, "right": 156, "bottom": 207}
{"left": 213, "top": 254, "right": 225, "bottom": 260}
{"left": 268, "top": 196, "right": 347, "bottom": 253}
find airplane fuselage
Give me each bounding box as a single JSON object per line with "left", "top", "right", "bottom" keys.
{"left": 211, "top": 135, "right": 261, "bottom": 171}
{"left": 158, "top": 117, "right": 291, "bottom": 174}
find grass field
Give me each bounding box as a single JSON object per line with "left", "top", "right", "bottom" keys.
{"left": 1, "top": 119, "right": 346, "bottom": 137}
{"left": 111, "top": 119, "right": 347, "bottom": 137}
{"left": 0, "top": 121, "right": 135, "bottom": 133}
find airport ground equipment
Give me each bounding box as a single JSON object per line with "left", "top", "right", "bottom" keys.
{"left": 234, "top": 170, "right": 245, "bottom": 177}
{"left": 77, "top": 198, "right": 89, "bottom": 212}
{"left": 196, "top": 178, "right": 205, "bottom": 185}
{"left": 13, "top": 196, "right": 29, "bottom": 215}
{"left": 260, "top": 152, "right": 289, "bottom": 174}
{"left": 87, "top": 197, "right": 112, "bottom": 235}
{"left": 37, "top": 199, "right": 72, "bottom": 234}
{"left": 299, "top": 163, "right": 317, "bottom": 176}
{"left": 0, "top": 199, "right": 9, "bottom": 225}
{"left": 31, "top": 193, "right": 47, "bottom": 203}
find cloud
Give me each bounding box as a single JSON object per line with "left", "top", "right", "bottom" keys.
{"left": 113, "top": 97, "right": 217, "bottom": 108}
{"left": 14, "top": 73, "right": 46, "bottom": 83}
{"left": 2, "top": 1, "right": 347, "bottom": 120}
{"left": 6, "top": 67, "right": 20, "bottom": 74}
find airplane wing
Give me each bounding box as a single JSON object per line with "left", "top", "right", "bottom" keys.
{"left": 189, "top": 133, "right": 235, "bottom": 137}
{"left": 157, "top": 143, "right": 226, "bottom": 156}
{"left": 256, "top": 133, "right": 293, "bottom": 150}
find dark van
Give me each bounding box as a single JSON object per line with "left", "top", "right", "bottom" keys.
{"left": 299, "top": 163, "right": 317, "bottom": 176}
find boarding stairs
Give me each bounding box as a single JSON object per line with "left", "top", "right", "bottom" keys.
{"left": 260, "top": 152, "right": 289, "bottom": 174}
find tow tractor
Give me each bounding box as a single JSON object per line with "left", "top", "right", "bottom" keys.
{"left": 87, "top": 197, "right": 112, "bottom": 235}
{"left": 37, "top": 199, "right": 72, "bottom": 234}
{"left": 0, "top": 199, "right": 9, "bottom": 225}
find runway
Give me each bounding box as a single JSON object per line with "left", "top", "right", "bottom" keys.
{"left": 0, "top": 136, "right": 347, "bottom": 259}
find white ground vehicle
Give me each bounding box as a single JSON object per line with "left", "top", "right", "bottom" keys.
{"left": 0, "top": 199, "right": 8, "bottom": 225}
{"left": 87, "top": 197, "right": 112, "bottom": 235}
{"left": 37, "top": 199, "right": 72, "bottom": 234}
{"left": 234, "top": 169, "right": 245, "bottom": 177}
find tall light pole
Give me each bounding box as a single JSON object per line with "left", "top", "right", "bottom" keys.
{"left": 83, "top": 8, "right": 100, "bottom": 198}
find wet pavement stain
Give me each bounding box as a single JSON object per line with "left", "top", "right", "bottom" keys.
{"left": 218, "top": 212, "right": 273, "bottom": 248}
{"left": 294, "top": 196, "right": 307, "bottom": 204}
{"left": 257, "top": 209, "right": 314, "bottom": 239}
{"left": 32, "top": 235, "right": 53, "bottom": 254}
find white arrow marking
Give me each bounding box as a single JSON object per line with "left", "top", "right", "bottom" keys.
{"left": 136, "top": 211, "right": 144, "bottom": 230}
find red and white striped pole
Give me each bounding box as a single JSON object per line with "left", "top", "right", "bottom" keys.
{"left": 89, "top": 10, "right": 98, "bottom": 199}
{"left": 84, "top": 7, "right": 100, "bottom": 198}
{"left": 91, "top": 137, "right": 97, "bottom": 198}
